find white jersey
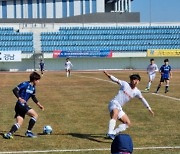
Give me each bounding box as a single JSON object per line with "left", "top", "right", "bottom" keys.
{"left": 109, "top": 75, "right": 151, "bottom": 109}
{"left": 65, "top": 61, "right": 73, "bottom": 70}
{"left": 111, "top": 80, "right": 142, "bottom": 107}
{"left": 147, "top": 63, "right": 158, "bottom": 75}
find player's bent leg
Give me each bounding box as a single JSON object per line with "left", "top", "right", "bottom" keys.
{"left": 114, "top": 114, "right": 130, "bottom": 134}
{"left": 26, "top": 109, "right": 38, "bottom": 138}
{"left": 120, "top": 114, "right": 131, "bottom": 126}
{"left": 16, "top": 116, "right": 24, "bottom": 126}
{"left": 155, "top": 82, "right": 162, "bottom": 93}
{"left": 27, "top": 109, "right": 38, "bottom": 119}
{"left": 3, "top": 116, "right": 23, "bottom": 139}
{"left": 114, "top": 123, "right": 129, "bottom": 134}
{"left": 107, "top": 109, "right": 119, "bottom": 140}
{"left": 165, "top": 80, "right": 169, "bottom": 93}
{"left": 110, "top": 108, "right": 119, "bottom": 120}
{"left": 108, "top": 109, "right": 119, "bottom": 133}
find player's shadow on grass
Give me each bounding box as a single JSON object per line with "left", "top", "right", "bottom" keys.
{"left": 67, "top": 133, "right": 111, "bottom": 143}
{"left": 0, "top": 131, "right": 6, "bottom": 137}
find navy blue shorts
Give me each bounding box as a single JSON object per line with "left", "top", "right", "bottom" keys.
{"left": 14, "top": 102, "right": 31, "bottom": 119}
{"left": 160, "top": 76, "right": 169, "bottom": 82}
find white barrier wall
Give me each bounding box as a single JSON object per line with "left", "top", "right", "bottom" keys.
{"left": 0, "top": 57, "right": 179, "bottom": 71}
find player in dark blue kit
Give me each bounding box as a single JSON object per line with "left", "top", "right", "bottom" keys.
{"left": 39, "top": 59, "right": 45, "bottom": 76}
{"left": 155, "top": 59, "right": 172, "bottom": 93}
{"left": 3, "top": 72, "right": 44, "bottom": 139}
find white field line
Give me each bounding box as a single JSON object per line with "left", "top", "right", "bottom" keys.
{"left": 152, "top": 93, "right": 180, "bottom": 101}
{"left": 76, "top": 74, "right": 180, "bottom": 101}
{"left": 75, "top": 74, "right": 117, "bottom": 85}
{"left": 0, "top": 146, "right": 180, "bottom": 154}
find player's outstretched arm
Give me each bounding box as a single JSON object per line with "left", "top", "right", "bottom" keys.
{"left": 103, "top": 70, "right": 120, "bottom": 84}
{"left": 148, "top": 108, "right": 154, "bottom": 117}
{"left": 103, "top": 70, "right": 111, "bottom": 78}
{"left": 140, "top": 97, "right": 154, "bottom": 117}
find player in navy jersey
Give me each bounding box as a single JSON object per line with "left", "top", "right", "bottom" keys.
{"left": 155, "top": 59, "right": 172, "bottom": 93}
{"left": 39, "top": 59, "right": 45, "bottom": 76}
{"left": 3, "top": 72, "right": 44, "bottom": 139}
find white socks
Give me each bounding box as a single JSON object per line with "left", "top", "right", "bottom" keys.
{"left": 66, "top": 72, "right": 69, "bottom": 77}
{"left": 108, "top": 119, "right": 116, "bottom": 134}
{"left": 108, "top": 119, "right": 129, "bottom": 135}
{"left": 114, "top": 124, "right": 129, "bottom": 134}
{"left": 147, "top": 82, "right": 151, "bottom": 89}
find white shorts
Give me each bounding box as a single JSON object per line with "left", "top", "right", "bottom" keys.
{"left": 108, "top": 100, "right": 125, "bottom": 119}
{"left": 149, "top": 73, "right": 156, "bottom": 81}
{"left": 65, "top": 67, "right": 71, "bottom": 71}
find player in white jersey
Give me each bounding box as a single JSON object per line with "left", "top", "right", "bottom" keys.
{"left": 103, "top": 71, "right": 154, "bottom": 140}
{"left": 145, "top": 59, "right": 159, "bottom": 91}
{"left": 65, "top": 58, "right": 73, "bottom": 77}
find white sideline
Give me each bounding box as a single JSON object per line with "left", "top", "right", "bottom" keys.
{"left": 152, "top": 93, "right": 180, "bottom": 101}
{"left": 76, "top": 74, "right": 180, "bottom": 102}
{"left": 0, "top": 146, "right": 180, "bottom": 153}
{"left": 75, "top": 75, "right": 117, "bottom": 84}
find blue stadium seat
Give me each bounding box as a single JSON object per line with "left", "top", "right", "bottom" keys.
{"left": 40, "top": 26, "right": 180, "bottom": 53}
{"left": 0, "top": 27, "right": 34, "bottom": 53}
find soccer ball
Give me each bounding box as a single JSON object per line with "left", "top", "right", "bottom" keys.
{"left": 43, "top": 125, "right": 52, "bottom": 135}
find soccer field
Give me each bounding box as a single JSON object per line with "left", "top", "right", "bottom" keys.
{"left": 0, "top": 70, "right": 180, "bottom": 154}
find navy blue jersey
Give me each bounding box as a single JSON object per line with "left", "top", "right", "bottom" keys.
{"left": 16, "top": 81, "right": 36, "bottom": 103}
{"left": 160, "top": 64, "right": 171, "bottom": 79}
{"left": 39, "top": 62, "right": 45, "bottom": 69}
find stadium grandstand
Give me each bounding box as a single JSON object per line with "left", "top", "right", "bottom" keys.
{"left": 0, "top": 0, "right": 179, "bottom": 71}
{"left": 0, "top": 0, "right": 134, "bottom": 19}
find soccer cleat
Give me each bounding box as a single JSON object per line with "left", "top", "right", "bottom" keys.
{"left": 165, "top": 89, "right": 169, "bottom": 93}
{"left": 145, "top": 88, "right": 149, "bottom": 91}
{"left": 25, "top": 131, "right": 37, "bottom": 138}
{"left": 106, "top": 134, "right": 115, "bottom": 140}
{"left": 3, "top": 133, "right": 13, "bottom": 139}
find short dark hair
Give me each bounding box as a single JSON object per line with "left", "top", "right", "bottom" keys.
{"left": 164, "top": 59, "right": 169, "bottom": 62}
{"left": 129, "top": 74, "right": 141, "bottom": 81}
{"left": 30, "top": 72, "right": 41, "bottom": 82}
{"left": 150, "top": 58, "right": 154, "bottom": 61}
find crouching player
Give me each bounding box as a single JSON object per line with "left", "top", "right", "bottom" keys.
{"left": 3, "top": 72, "right": 44, "bottom": 139}
{"left": 104, "top": 71, "right": 154, "bottom": 140}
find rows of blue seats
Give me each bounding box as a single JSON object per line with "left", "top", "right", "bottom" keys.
{"left": 59, "top": 25, "right": 180, "bottom": 30}
{"left": 41, "top": 34, "right": 179, "bottom": 40}
{"left": 0, "top": 41, "right": 33, "bottom": 46}
{"left": 56, "top": 29, "right": 179, "bottom": 35}
{"left": 0, "top": 47, "right": 33, "bottom": 52}
{"left": 0, "top": 27, "right": 33, "bottom": 53}
{"left": 41, "top": 26, "right": 180, "bottom": 52}
{"left": 42, "top": 39, "right": 179, "bottom": 46}
{"left": 0, "top": 27, "right": 13, "bottom": 31}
